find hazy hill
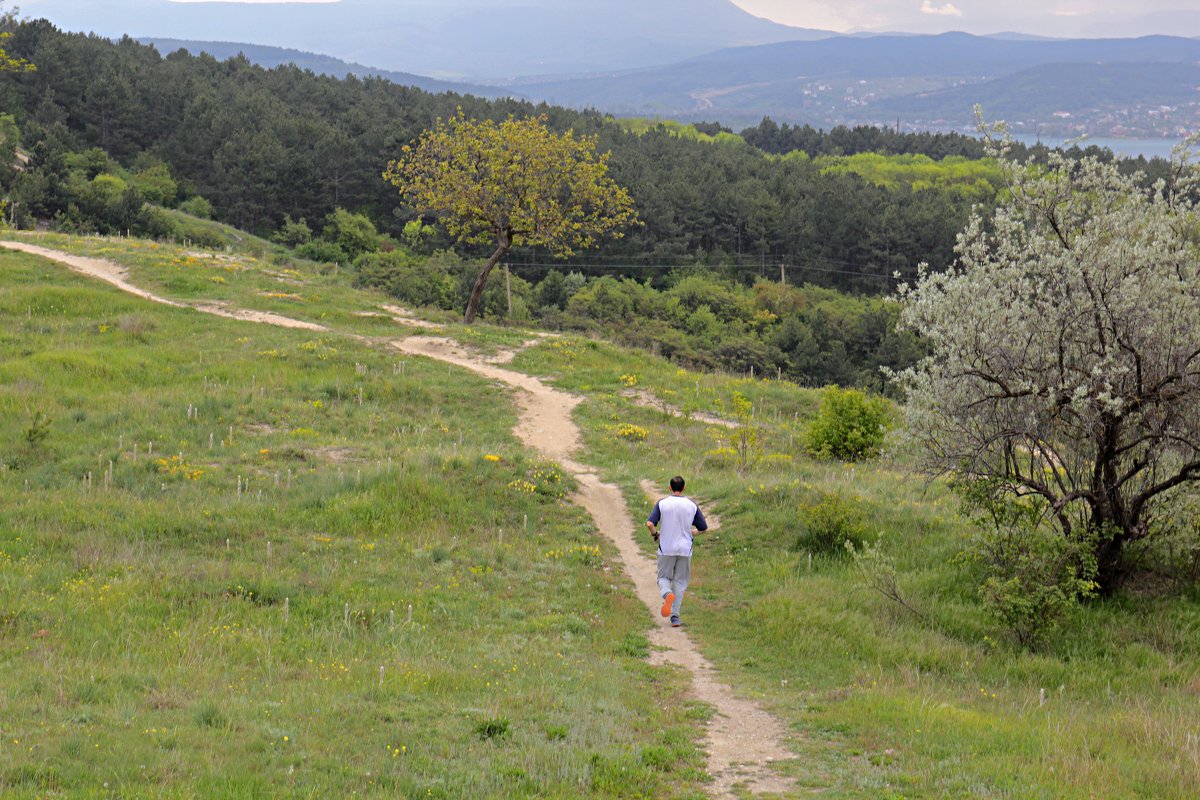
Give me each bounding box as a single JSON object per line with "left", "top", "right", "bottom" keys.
{"left": 871, "top": 61, "right": 1200, "bottom": 130}
{"left": 509, "top": 32, "right": 1200, "bottom": 132}
{"left": 21, "top": 0, "right": 831, "bottom": 78}
{"left": 138, "top": 39, "right": 510, "bottom": 98}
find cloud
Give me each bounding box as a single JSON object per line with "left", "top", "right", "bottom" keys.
{"left": 920, "top": 0, "right": 962, "bottom": 16}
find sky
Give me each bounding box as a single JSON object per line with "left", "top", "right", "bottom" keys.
{"left": 728, "top": 0, "right": 1200, "bottom": 37}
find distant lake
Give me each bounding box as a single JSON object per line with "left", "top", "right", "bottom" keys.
{"left": 1011, "top": 135, "right": 1180, "bottom": 160}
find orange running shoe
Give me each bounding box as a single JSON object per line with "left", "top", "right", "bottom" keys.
{"left": 660, "top": 592, "right": 675, "bottom": 617}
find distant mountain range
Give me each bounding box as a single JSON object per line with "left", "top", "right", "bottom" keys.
{"left": 25, "top": 0, "right": 1200, "bottom": 140}
{"left": 505, "top": 32, "right": 1200, "bottom": 136}
{"left": 139, "top": 30, "right": 1200, "bottom": 140}
{"left": 21, "top": 0, "right": 831, "bottom": 79}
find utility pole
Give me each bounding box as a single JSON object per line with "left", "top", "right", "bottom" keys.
{"left": 780, "top": 262, "right": 786, "bottom": 285}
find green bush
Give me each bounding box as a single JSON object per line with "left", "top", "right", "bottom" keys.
{"left": 354, "top": 250, "right": 459, "bottom": 311}
{"left": 795, "top": 492, "right": 870, "bottom": 555}
{"left": 295, "top": 239, "right": 348, "bottom": 265}
{"left": 955, "top": 478, "right": 1099, "bottom": 649}
{"left": 805, "top": 385, "right": 891, "bottom": 461}
{"left": 177, "top": 195, "right": 213, "bottom": 219}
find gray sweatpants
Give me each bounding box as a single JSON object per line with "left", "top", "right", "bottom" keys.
{"left": 657, "top": 554, "right": 691, "bottom": 617}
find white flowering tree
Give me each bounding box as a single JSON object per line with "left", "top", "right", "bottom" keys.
{"left": 896, "top": 122, "right": 1200, "bottom": 594}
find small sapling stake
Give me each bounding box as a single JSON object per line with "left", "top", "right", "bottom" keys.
{"left": 1040, "top": 688, "right": 1046, "bottom": 707}
{"left": 119, "top": 434, "right": 123, "bottom": 449}
{"left": 344, "top": 603, "right": 350, "bottom": 625}
{"left": 209, "top": 433, "right": 214, "bottom": 449}
{"left": 808, "top": 553, "right": 813, "bottom": 571}
{"left": 498, "top": 528, "right": 503, "bottom": 545}
{"left": 267, "top": 540, "right": 272, "bottom": 558}
{"left": 24, "top": 479, "right": 29, "bottom": 494}
{"left": 523, "top": 514, "right": 528, "bottom": 531}
{"left": 226, "top": 538, "right": 230, "bottom": 551}
{"left": 148, "top": 441, "right": 153, "bottom": 455}
{"left": 407, "top": 603, "right": 412, "bottom": 624}
{"left": 229, "top": 425, "right": 233, "bottom": 446}
{"left": 284, "top": 597, "right": 289, "bottom": 624}
{"left": 378, "top": 665, "right": 384, "bottom": 688}
{"left": 389, "top": 609, "right": 394, "bottom": 627}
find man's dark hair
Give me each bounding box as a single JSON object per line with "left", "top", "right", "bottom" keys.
{"left": 670, "top": 475, "right": 685, "bottom": 492}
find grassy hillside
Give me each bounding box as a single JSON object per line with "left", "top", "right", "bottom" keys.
{"left": 5, "top": 230, "right": 1200, "bottom": 797}
{"left": 0, "top": 242, "right": 709, "bottom": 798}
{"left": 513, "top": 338, "right": 1200, "bottom": 798}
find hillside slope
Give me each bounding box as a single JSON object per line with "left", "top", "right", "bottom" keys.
{"left": 6, "top": 229, "right": 1200, "bottom": 796}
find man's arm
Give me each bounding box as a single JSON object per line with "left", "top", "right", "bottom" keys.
{"left": 692, "top": 506, "right": 708, "bottom": 532}
{"left": 646, "top": 500, "right": 661, "bottom": 539}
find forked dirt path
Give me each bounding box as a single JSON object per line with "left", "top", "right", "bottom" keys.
{"left": 8, "top": 242, "right": 799, "bottom": 798}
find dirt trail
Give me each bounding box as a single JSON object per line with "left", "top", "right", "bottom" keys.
{"left": 391, "top": 342, "right": 797, "bottom": 798}
{"left": 2, "top": 241, "right": 328, "bottom": 331}
{"left": 10, "top": 242, "right": 799, "bottom": 798}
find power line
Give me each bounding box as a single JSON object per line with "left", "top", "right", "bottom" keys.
{"left": 502, "top": 259, "right": 901, "bottom": 282}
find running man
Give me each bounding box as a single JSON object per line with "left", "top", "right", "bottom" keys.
{"left": 645, "top": 475, "right": 708, "bottom": 628}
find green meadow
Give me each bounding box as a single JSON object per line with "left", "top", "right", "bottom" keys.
{"left": 0, "top": 245, "right": 708, "bottom": 798}
{"left": 515, "top": 337, "right": 1200, "bottom": 799}
{"left": 4, "top": 231, "right": 1200, "bottom": 798}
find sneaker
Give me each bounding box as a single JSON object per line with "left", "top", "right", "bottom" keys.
{"left": 670, "top": 615, "right": 682, "bottom": 627}
{"left": 660, "top": 592, "right": 675, "bottom": 618}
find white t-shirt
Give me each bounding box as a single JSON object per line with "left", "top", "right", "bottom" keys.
{"left": 648, "top": 495, "right": 708, "bottom": 557}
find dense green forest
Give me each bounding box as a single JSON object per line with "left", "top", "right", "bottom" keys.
{"left": 0, "top": 18, "right": 1166, "bottom": 388}
{"left": 0, "top": 19, "right": 993, "bottom": 286}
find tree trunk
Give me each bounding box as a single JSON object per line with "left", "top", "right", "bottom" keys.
{"left": 1094, "top": 532, "right": 1126, "bottom": 596}
{"left": 463, "top": 236, "right": 510, "bottom": 324}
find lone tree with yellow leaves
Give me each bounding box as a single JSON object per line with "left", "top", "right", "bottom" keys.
{"left": 384, "top": 113, "right": 637, "bottom": 323}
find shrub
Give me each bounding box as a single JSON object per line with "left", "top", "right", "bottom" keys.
{"left": 805, "top": 386, "right": 891, "bottom": 461}
{"left": 272, "top": 214, "right": 313, "bottom": 247}
{"left": 795, "top": 492, "right": 870, "bottom": 555}
{"left": 354, "top": 251, "right": 458, "bottom": 310}
{"left": 322, "top": 208, "right": 379, "bottom": 261}
{"left": 177, "top": 195, "right": 213, "bottom": 219}
{"left": 955, "top": 478, "right": 1099, "bottom": 649}
{"left": 295, "top": 239, "right": 348, "bottom": 265}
